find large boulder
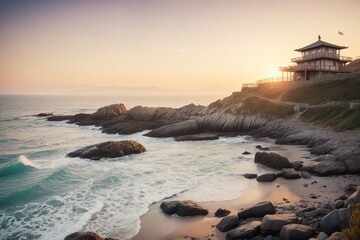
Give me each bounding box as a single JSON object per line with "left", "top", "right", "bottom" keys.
{"left": 254, "top": 152, "right": 293, "bottom": 170}
{"left": 216, "top": 215, "right": 239, "bottom": 232}
{"left": 256, "top": 173, "right": 277, "bottom": 182}
{"left": 66, "top": 141, "right": 146, "bottom": 160}
{"left": 243, "top": 173, "right": 257, "bottom": 179}
{"left": 91, "top": 104, "right": 126, "bottom": 120}
{"left": 277, "top": 168, "right": 301, "bottom": 179}
{"left": 225, "top": 221, "right": 261, "bottom": 240}
{"left": 145, "top": 120, "right": 200, "bottom": 138}
{"left": 279, "top": 224, "right": 315, "bottom": 240}
{"left": 260, "top": 213, "right": 298, "bottom": 235}
{"left": 238, "top": 201, "right": 276, "bottom": 219}
{"left": 319, "top": 208, "right": 351, "bottom": 235}
{"left": 160, "top": 200, "right": 208, "bottom": 217}
{"left": 308, "top": 160, "right": 347, "bottom": 176}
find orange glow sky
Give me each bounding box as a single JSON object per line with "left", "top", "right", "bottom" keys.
{"left": 1, "top": 0, "right": 360, "bottom": 95}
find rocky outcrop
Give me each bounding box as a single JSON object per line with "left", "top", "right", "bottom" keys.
{"left": 308, "top": 160, "right": 347, "bottom": 176}
{"left": 160, "top": 200, "right": 208, "bottom": 217}
{"left": 216, "top": 215, "right": 239, "bottom": 232}
{"left": 145, "top": 120, "right": 199, "bottom": 138}
{"left": 237, "top": 201, "right": 276, "bottom": 219}
{"left": 279, "top": 224, "right": 315, "bottom": 240}
{"left": 47, "top": 115, "right": 73, "bottom": 121}
{"left": 225, "top": 221, "right": 261, "bottom": 240}
{"left": 91, "top": 104, "right": 126, "bottom": 120}
{"left": 320, "top": 208, "right": 351, "bottom": 235}
{"left": 66, "top": 141, "right": 146, "bottom": 160}
{"left": 256, "top": 173, "right": 277, "bottom": 182}
{"left": 35, "top": 113, "right": 53, "bottom": 117}
{"left": 254, "top": 152, "right": 293, "bottom": 170}
{"left": 174, "top": 133, "right": 219, "bottom": 141}
{"left": 260, "top": 213, "right": 298, "bottom": 235}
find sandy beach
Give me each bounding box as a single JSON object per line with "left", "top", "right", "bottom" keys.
{"left": 133, "top": 138, "right": 360, "bottom": 240}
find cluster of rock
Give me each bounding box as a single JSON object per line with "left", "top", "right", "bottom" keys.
{"left": 37, "top": 96, "right": 360, "bottom": 174}
{"left": 66, "top": 141, "right": 146, "bottom": 160}
{"left": 157, "top": 186, "right": 359, "bottom": 240}
{"left": 241, "top": 151, "right": 358, "bottom": 185}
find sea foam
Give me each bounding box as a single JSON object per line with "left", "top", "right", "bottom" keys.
{"left": 19, "top": 155, "right": 39, "bottom": 169}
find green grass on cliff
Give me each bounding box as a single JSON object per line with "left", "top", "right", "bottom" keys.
{"left": 232, "top": 96, "right": 295, "bottom": 119}
{"left": 281, "top": 77, "right": 360, "bottom": 105}
{"left": 301, "top": 106, "right": 360, "bottom": 131}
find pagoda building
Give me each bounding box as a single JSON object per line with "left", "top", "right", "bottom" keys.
{"left": 280, "top": 35, "right": 352, "bottom": 81}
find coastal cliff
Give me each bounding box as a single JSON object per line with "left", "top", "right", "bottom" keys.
{"left": 40, "top": 77, "right": 360, "bottom": 175}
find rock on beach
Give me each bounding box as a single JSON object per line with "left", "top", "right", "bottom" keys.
{"left": 160, "top": 200, "right": 208, "bottom": 217}
{"left": 260, "top": 213, "right": 298, "bottom": 235}
{"left": 254, "top": 152, "right": 293, "bottom": 170}
{"left": 237, "top": 201, "right": 276, "bottom": 219}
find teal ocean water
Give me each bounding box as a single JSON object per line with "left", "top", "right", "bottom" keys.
{"left": 0, "top": 95, "right": 269, "bottom": 240}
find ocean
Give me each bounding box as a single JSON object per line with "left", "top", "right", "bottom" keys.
{"left": 0, "top": 94, "right": 276, "bottom": 240}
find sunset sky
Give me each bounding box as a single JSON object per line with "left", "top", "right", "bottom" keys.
{"left": 1, "top": 0, "right": 360, "bottom": 95}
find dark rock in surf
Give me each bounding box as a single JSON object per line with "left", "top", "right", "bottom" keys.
{"left": 47, "top": 115, "right": 73, "bottom": 121}
{"left": 66, "top": 141, "right": 146, "bottom": 160}
{"left": 243, "top": 173, "right": 257, "bottom": 179}
{"left": 160, "top": 200, "right": 208, "bottom": 217}
{"left": 35, "top": 113, "right": 53, "bottom": 117}
{"left": 242, "top": 151, "right": 251, "bottom": 155}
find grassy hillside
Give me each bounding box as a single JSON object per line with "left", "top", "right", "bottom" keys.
{"left": 301, "top": 106, "right": 360, "bottom": 131}
{"left": 215, "top": 77, "right": 360, "bottom": 131}
{"left": 281, "top": 77, "right": 360, "bottom": 105}
{"left": 224, "top": 96, "right": 295, "bottom": 118}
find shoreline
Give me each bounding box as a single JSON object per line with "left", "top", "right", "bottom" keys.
{"left": 132, "top": 138, "right": 360, "bottom": 240}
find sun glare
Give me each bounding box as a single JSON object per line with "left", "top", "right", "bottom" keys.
{"left": 269, "top": 69, "right": 277, "bottom": 78}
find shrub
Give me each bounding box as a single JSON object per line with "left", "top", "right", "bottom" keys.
{"left": 342, "top": 203, "right": 360, "bottom": 240}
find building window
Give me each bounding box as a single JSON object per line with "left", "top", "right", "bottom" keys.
{"left": 325, "top": 48, "right": 328, "bottom": 52}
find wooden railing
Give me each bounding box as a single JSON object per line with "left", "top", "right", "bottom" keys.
{"left": 291, "top": 52, "right": 352, "bottom": 62}
{"left": 280, "top": 65, "right": 346, "bottom": 72}
{"left": 242, "top": 77, "right": 293, "bottom": 89}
